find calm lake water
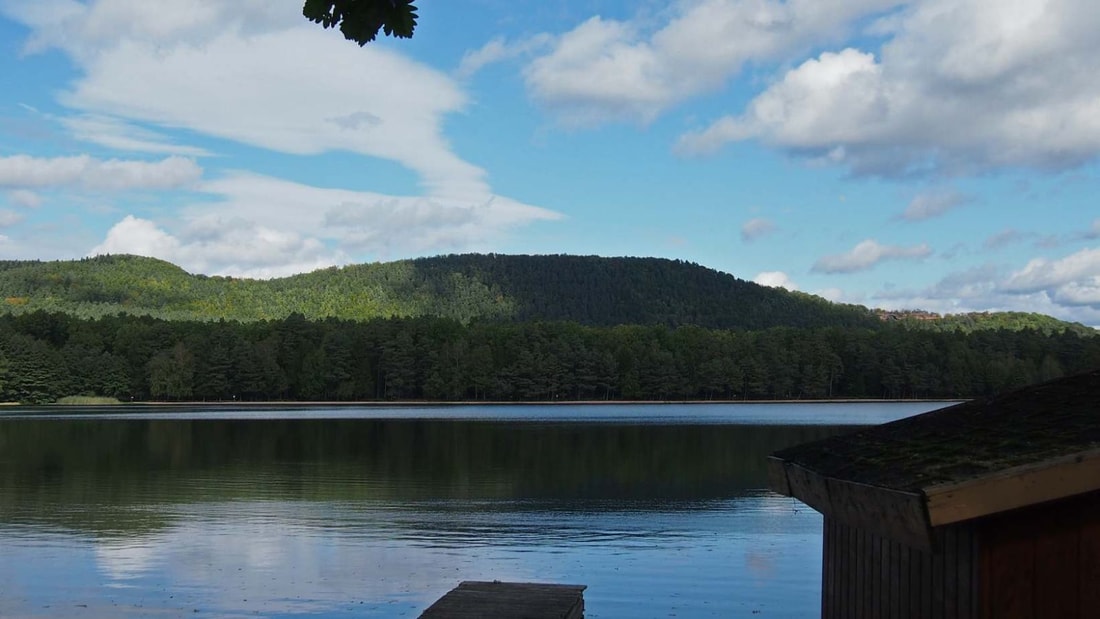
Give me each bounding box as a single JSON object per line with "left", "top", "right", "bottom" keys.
{"left": 0, "top": 402, "right": 951, "bottom": 618}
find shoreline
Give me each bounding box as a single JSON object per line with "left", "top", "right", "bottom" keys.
{"left": 15, "top": 397, "right": 966, "bottom": 407}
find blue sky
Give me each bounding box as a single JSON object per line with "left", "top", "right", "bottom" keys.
{"left": 0, "top": 0, "right": 1098, "bottom": 326}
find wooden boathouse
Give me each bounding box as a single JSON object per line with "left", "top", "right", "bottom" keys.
{"left": 768, "top": 369, "right": 1100, "bottom": 619}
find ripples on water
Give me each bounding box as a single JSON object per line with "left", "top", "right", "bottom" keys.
{"left": 0, "top": 402, "right": 951, "bottom": 618}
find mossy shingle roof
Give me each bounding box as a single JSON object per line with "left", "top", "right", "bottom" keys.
{"left": 771, "top": 369, "right": 1100, "bottom": 492}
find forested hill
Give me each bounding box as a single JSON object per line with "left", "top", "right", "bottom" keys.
{"left": 0, "top": 254, "right": 879, "bottom": 329}
{"left": 0, "top": 254, "right": 1096, "bottom": 404}
{"left": 401, "top": 254, "right": 878, "bottom": 329}
{"left": 0, "top": 253, "right": 1091, "bottom": 335}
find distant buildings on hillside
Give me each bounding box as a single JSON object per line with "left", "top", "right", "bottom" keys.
{"left": 875, "top": 309, "right": 942, "bottom": 322}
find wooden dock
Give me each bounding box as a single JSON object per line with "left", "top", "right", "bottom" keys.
{"left": 419, "top": 581, "right": 586, "bottom": 618}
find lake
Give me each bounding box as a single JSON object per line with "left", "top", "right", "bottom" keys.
{"left": 0, "top": 401, "right": 951, "bottom": 618}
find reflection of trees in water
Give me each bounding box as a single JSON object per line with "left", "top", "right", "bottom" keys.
{"left": 0, "top": 418, "right": 853, "bottom": 533}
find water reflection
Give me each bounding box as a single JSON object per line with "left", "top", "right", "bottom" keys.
{"left": 0, "top": 405, "right": 938, "bottom": 618}
{"left": 0, "top": 418, "right": 850, "bottom": 520}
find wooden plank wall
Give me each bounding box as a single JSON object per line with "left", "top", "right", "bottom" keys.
{"left": 979, "top": 491, "right": 1100, "bottom": 619}
{"left": 822, "top": 517, "right": 979, "bottom": 619}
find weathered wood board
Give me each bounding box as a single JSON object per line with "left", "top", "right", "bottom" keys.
{"left": 419, "top": 581, "right": 586, "bottom": 619}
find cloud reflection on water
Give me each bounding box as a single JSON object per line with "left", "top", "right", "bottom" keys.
{"left": 0, "top": 405, "right": 934, "bottom": 618}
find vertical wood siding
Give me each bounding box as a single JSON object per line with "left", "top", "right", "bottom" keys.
{"left": 980, "top": 492, "right": 1100, "bottom": 619}
{"left": 823, "top": 491, "right": 1100, "bottom": 619}
{"left": 822, "top": 517, "right": 979, "bottom": 619}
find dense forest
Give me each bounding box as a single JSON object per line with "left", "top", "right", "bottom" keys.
{"left": 0, "top": 254, "right": 877, "bottom": 328}
{"left": 0, "top": 254, "right": 1094, "bottom": 404}
{"left": 0, "top": 311, "right": 1096, "bottom": 404}
{"left": 3, "top": 254, "right": 1089, "bottom": 334}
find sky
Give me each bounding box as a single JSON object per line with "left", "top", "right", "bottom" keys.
{"left": 0, "top": 0, "right": 1098, "bottom": 326}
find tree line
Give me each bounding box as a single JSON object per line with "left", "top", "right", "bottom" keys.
{"left": 0, "top": 311, "right": 1095, "bottom": 404}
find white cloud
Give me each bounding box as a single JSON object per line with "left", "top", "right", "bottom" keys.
{"left": 91, "top": 214, "right": 337, "bottom": 278}
{"left": 678, "top": 48, "right": 882, "bottom": 156}
{"left": 1000, "top": 246, "right": 1100, "bottom": 305}
{"left": 983, "top": 228, "right": 1027, "bottom": 250}
{"left": 456, "top": 35, "right": 552, "bottom": 79}
{"left": 914, "top": 264, "right": 1002, "bottom": 302}
{"left": 92, "top": 216, "right": 180, "bottom": 258}
{"left": 6, "top": 0, "right": 493, "bottom": 202}
{"left": 6, "top": 189, "right": 42, "bottom": 208}
{"left": 814, "top": 287, "right": 851, "bottom": 303}
{"left": 1086, "top": 219, "right": 1100, "bottom": 240}
{"left": 753, "top": 271, "right": 797, "bottom": 290}
{"left": 872, "top": 272, "right": 999, "bottom": 315}
{"left": 90, "top": 173, "right": 562, "bottom": 278}
{"left": 873, "top": 257, "right": 1100, "bottom": 326}
{"left": 458, "top": 38, "right": 513, "bottom": 78}
{"left": 900, "top": 190, "right": 969, "bottom": 221}
{"left": 3, "top": 0, "right": 565, "bottom": 274}
{"left": 813, "top": 238, "right": 932, "bottom": 273}
{"left": 12, "top": 0, "right": 298, "bottom": 57}
{"left": 525, "top": 0, "right": 902, "bottom": 126}
{"left": 678, "top": 0, "right": 1100, "bottom": 175}
{"left": 0, "top": 154, "right": 201, "bottom": 190}
{"left": 741, "top": 217, "right": 777, "bottom": 241}
{"left": 322, "top": 197, "right": 530, "bottom": 255}
{"left": 0, "top": 210, "right": 24, "bottom": 227}
{"left": 1053, "top": 281, "right": 1100, "bottom": 306}
{"left": 61, "top": 114, "right": 211, "bottom": 156}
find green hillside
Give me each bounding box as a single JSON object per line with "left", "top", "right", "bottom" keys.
{"left": 0, "top": 254, "right": 1091, "bottom": 335}
{"left": 0, "top": 254, "right": 877, "bottom": 329}
{"left": 0, "top": 253, "right": 1095, "bottom": 404}
{"left": 888, "top": 310, "right": 1097, "bottom": 337}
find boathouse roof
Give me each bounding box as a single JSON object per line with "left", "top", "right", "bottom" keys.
{"left": 768, "top": 369, "right": 1100, "bottom": 549}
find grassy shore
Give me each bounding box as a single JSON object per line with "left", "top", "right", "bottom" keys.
{"left": 54, "top": 396, "right": 124, "bottom": 405}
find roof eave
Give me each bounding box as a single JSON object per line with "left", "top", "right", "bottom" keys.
{"left": 768, "top": 456, "right": 933, "bottom": 551}
{"left": 769, "top": 446, "right": 1100, "bottom": 549}
{"left": 924, "top": 446, "right": 1100, "bottom": 526}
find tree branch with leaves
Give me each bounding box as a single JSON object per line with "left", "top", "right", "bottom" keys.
{"left": 303, "top": 0, "right": 419, "bottom": 45}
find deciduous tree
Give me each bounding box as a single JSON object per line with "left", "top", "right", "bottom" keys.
{"left": 303, "top": 0, "right": 418, "bottom": 45}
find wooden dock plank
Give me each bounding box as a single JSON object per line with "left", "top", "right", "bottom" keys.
{"left": 420, "top": 581, "right": 586, "bottom": 619}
